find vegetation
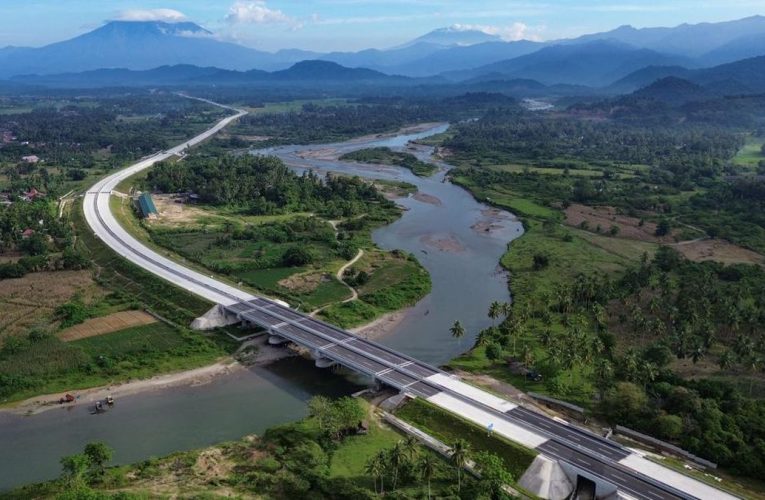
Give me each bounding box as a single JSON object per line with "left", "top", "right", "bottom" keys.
{"left": 396, "top": 397, "right": 537, "bottom": 480}
{"left": 0, "top": 93, "right": 227, "bottom": 196}
{"left": 340, "top": 147, "right": 438, "bottom": 177}
{"left": 441, "top": 97, "right": 765, "bottom": 482}
{"left": 140, "top": 150, "right": 431, "bottom": 319}
{"left": 6, "top": 397, "right": 519, "bottom": 499}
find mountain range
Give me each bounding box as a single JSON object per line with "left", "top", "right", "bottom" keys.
{"left": 2, "top": 16, "right": 765, "bottom": 91}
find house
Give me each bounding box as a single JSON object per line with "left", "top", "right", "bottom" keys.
{"left": 21, "top": 228, "right": 35, "bottom": 239}
{"left": 21, "top": 155, "right": 40, "bottom": 164}
{"left": 136, "top": 192, "right": 158, "bottom": 219}
{"left": 22, "top": 188, "right": 46, "bottom": 202}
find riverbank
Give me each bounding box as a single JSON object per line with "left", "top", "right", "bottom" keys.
{"left": 2, "top": 300, "right": 414, "bottom": 418}
{"left": 3, "top": 359, "right": 243, "bottom": 416}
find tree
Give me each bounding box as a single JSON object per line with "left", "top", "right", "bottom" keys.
{"left": 488, "top": 301, "right": 503, "bottom": 326}
{"left": 60, "top": 453, "right": 90, "bottom": 487}
{"left": 450, "top": 320, "right": 466, "bottom": 346}
{"left": 599, "top": 382, "right": 648, "bottom": 427}
{"left": 308, "top": 395, "right": 333, "bottom": 434}
{"left": 401, "top": 436, "right": 420, "bottom": 463}
{"left": 83, "top": 442, "right": 113, "bottom": 479}
{"left": 474, "top": 451, "right": 514, "bottom": 499}
{"left": 655, "top": 414, "right": 683, "bottom": 440}
{"left": 655, "top": 219, "right": 671, "bottom": 237}
{"left": 450, "top": 439, "right": 470, "bottom": 493}
{"left": 282, "top": 246, "right": 314, "bottom": 266}
{"left": 417, "top": 454, "right": 438, "bottom": 499}
{"left": 366, "top": 452, "right": 386, "bottom": 495}
{"left": 486, "top": 342, "right": 503, "bottom": 363}
{"left": 388, "top": 442, "right": 406, "bottom": 490}
{"left": 532, "top": 253, "right": 550, "bottom": 270}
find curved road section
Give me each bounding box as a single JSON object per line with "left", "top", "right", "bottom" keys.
{"left": 83, "top": 98, "right": 735, "bottom": 500}
{"left": 84, "top": 99, "right": 254, "bottom": 306}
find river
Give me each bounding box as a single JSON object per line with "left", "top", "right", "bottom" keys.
{"left": 0, "top": 124, "right": 522, "bottom": 491}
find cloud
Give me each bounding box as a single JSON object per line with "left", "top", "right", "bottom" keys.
{"left": 114, "top": 9, "right": 187, "bottom": 22}
{"left": 225, "top": 1, "right": 301, "bottom": 28}
{"left": 450, "top": 23, "right": 543, "bottom": 41}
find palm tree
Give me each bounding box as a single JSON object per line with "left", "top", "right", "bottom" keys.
{"left": 718, "top": 350, "right": 735, "bottom": 371}
{"left": 418, "top": 454, "right": 438, "bottom": 499}
{"left": 365, "top": 453, "right": 385, "bottom": 495}
{"left": 450, "top": 439, "right": 470, "bottom": 493}
{"left": 450, "top": 320, "right": 466, "bottom": 346}
{"left": 746, "top": 355, "right": 763, "bottom": 396}
{"left": 389, "top": 442, "right": 405, "bottom": 490}
{"left": 501, "top": 302, "right": 514, "bottom": 322}
{"left": 401, "top": 436, "right": 420, "bottom": 462}
{"left": 488, "top": 301, "right": 502, "bottom": 326}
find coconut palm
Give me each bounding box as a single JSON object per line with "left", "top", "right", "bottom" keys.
{"left": 488, "top": 301, "right": 503, "bottom": 326}
{"left": 418, "top": 454, "right": 438, "bottom": 499}
{"left": 366, "top": 452, "right": 386, "bottom": 495}
{"left": 450, "top": 320, "right": 466, "bottom": 346}
{"left": 718, "top": 350, "right": 735, "bottom": 371}
{"left": 401, "top": 436, "right": 420, "bottom": 462}
{"left": 389, "top": 442, "right": 405, "bottom": 490}
{"left": 450, "top": 439, "right": 470, "bottom": 492}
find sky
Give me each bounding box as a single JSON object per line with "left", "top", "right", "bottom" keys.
{"left": 1, "top": 1, "right": 764, "bottom": 52}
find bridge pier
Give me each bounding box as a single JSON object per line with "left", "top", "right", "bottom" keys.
{"left": 310, "top": 349, "right": 336, "bottom": 368}
{"left": 268, "top": 334, "right": 290, "bottom": 345}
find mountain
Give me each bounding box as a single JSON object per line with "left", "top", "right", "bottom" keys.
{"left": 269, "top": 60, "right": 400, "bottom": 82}
{"left": 569, "top": 15, "right": 765, "bottom": 61}
{"left": 701, "top": 33, "right": 765, "bottom": 66}
{"left": 631, "top": 77, "right": 711, "bottom": 104}
{"left": 448, "top": 40, "right": 690, "bottom": 87}
{"left": 402, "top": 26, "right": 502, "bottom": 47}
{"left": 10, "top": 61, "right": 411, "bottom": 88}
{"left": 608, "top": 66, "right": 693, "bottom": 93}
{"left": 0, "top": 21, "right": 305, "bottom": 78}
{"left": 613, "top": 56, "right": 765, "bottom": 94}
{"left": 386, "top": 40, "right": 545, "bottom": 77}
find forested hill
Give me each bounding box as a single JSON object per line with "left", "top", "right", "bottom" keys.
{"left": 146, "top": 154, "right": 391, "bottom": 218}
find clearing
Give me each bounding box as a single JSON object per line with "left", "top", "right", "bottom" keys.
{"left": 0, "top": 270, "right": 103, "bottom": 342}
{"left": 58, "top": 310, "right": 158, "bottom": 342}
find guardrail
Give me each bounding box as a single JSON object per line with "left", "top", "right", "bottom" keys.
{"left": 614, "top": 425, "right": 717, "bottom": 470}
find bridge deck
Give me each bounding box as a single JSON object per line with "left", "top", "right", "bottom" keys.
{"left": 224, "top": 298, "right": 714, "bottom": 500}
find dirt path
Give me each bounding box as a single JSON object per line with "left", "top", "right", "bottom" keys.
{"left": 309, "top": 248, "right": 364, "bottom": 316}
{"left": 336, "top": 248, "right": 364, "bottom": 302}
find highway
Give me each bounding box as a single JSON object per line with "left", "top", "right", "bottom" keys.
{"left": 82, "top": 98, "right": 736, "bottom": 500}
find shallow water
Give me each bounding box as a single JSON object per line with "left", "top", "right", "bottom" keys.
{"left": 0, "top": 124, "right": 522, "bottom": 491}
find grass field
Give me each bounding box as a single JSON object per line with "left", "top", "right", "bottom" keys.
{"left": 733, "top": 136, "right": 764, "bottom": 168}
{"left": 318, "top": 250, "right": 431, "bottom": 328}
{"left": 396, "top": 397, "right": 537, "bottom": 480}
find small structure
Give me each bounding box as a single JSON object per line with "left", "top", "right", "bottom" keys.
{"left": 136, "top": 192, "right": 158, "bottom": 219}
{"left": 21, "top": 155, "right": 40, "bottom": 164}
{"left": 22, "top": 188, "right": 45, "bottom": 201}
{"left": 21, "top": 228, "right": 35, "bottom": 239}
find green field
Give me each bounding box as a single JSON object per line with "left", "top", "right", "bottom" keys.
{"left": 318, "top": 250, "right": 431, "bottom": 328}
{"left": 396, "top": 398, "right": 537, "bottom": 479}
{"left": 733, "top": 136, "right": 765, "bottom": 168}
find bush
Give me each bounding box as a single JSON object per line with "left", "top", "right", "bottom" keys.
{"left": 0, "top": 262, "right": 26, "bottom": 279}
{"left": 282, "top": 246, "right": 314, "bottom": 267}
{"left": 655, "top": 219, "right": 671, "bottom": 236}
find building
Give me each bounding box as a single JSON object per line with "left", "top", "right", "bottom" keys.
{"left": 136, "top": 192, "right": 158, "bottom": 219}
{"left": 21, "top": 155, "right": 40, "bottom": 164}
{"left": 22, "top": 188, "right": 46, "bottom": 202}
